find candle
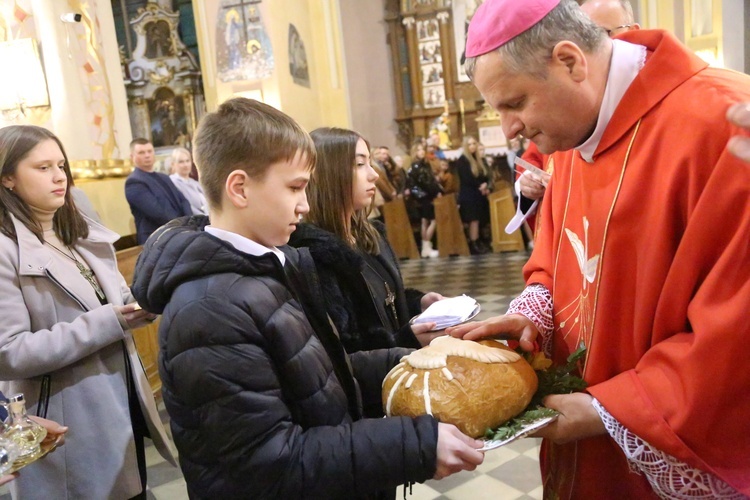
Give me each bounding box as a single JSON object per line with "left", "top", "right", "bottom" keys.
{"left": 459, "top": 99, "right": 465, "bottom": 114}
{"left": 444, "top": 101, "right": 449, "bottom": 114}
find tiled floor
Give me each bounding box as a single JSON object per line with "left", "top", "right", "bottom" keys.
{"left": 2, "top": 251, "right": 542, "bottom": 499}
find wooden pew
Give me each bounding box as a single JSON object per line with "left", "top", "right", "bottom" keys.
{"left": 434, "top": 194, "right": 470, "bottom": 257}
{"left": 116, "top": 246, "right": 162, "bottom": 401}
{"left": 382, "top": 198, "right": 419, "bottom": 259}
{"left": 488, "top": 181, "right": 525, "bottom": 252}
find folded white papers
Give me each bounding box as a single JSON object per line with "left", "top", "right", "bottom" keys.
{"left": 412, "top": 294, "right": 478, "bottom": 330}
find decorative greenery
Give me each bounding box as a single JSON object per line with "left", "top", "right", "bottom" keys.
{"left": 484, "top": 345, "right": 588, "bottom": 442}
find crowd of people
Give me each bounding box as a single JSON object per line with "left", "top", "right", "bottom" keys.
{"left": 0, "top": 0, "right": 748, "bottom": 498}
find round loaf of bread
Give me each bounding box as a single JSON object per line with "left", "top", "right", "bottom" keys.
{"left": 382, "top": 336, "right": 538, "bottom": 438}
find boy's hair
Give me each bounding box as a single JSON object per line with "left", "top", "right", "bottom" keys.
{"left": 129, "top": 137, "right": 152, "bottom": 151}
{"left": 193, "top": 98, "right": 316, "bottom": 211}
{"left": 307, "top": 127, "right": 380, "bottom": 255}
{"left": 0, "top": 125, "right": 88, "bottom": 245}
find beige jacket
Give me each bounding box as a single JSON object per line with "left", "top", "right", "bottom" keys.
{"left": 0, "top": 214, "right": 176, "bottom": 500}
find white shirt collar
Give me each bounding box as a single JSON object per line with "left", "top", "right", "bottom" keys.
{"left": 204, "top": 225, "right": 286, "bottom": 266}
{"left": 576, "top": 39, "right": 647, "bottom": 163}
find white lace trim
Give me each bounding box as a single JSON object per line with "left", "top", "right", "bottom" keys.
{"left": 592, "top": 399, "right": 743, "bottom": 499}
{"left": 506, "top": 283, "right": 553, "bottom": 356}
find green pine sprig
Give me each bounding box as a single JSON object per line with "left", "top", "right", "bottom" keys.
{"left": 485, "top": 345, "right": 588, "bottom": 442}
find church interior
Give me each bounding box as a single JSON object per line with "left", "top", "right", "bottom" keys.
{"left": 0, "top": 0, "right": 748, "bottom": 498}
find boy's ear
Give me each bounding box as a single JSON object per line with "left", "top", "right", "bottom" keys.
{"left": 224, "top": 169, "right": 251, "bottom": 209}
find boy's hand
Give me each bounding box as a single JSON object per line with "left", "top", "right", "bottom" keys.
{"left": 434, "top": 423, "right": 484, "bottom": 479}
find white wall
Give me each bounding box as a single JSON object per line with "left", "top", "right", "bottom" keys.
{"left": 722, "top": 0, "right": 746, "bottom": 72}
{"left": 338, "top": 0, "right": 401, "bottom": 152}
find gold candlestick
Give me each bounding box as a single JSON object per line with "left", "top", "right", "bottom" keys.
{"left": 459, "top": 99, "right": 466, "bottom": 135}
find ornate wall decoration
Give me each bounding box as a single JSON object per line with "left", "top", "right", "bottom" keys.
{"left": 123, "top": 1, "right": 204, "bottom": 149}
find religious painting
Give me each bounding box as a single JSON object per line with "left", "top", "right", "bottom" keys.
{"left": 419, "top": 41, "right": 441, "bottom": 64}
{"left": 423, "top": 86, "right": 444, "bottom": 108}
{"left": 421, "top": 63, "right": 443, "bottom": 85}
{"left": 452, "top": 0, "right": 483, "bottom": 82}
{"left": 288, "top": 24, "right": 310, "bottom": 88}
{"left": 144, "top": 20, "right": 175, "bottom": 59}
{"left": 147, "top": 86, "right": 188, "bottom": 148}
{"left": 416, "top": 18, "right": 439, "bottom": 41}
{"left": 216, "top": 0, "right": 275, "bottom": 82}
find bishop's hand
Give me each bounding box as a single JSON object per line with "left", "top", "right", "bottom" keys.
{"left": 446, "top": 313, "right": 539, "bottom": 352}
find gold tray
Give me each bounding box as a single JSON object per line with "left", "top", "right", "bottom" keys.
{"left": 6, "top": 435, "right": 63, "bottom": 474}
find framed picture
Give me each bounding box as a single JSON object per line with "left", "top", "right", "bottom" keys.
{"left": 421, "top": 63, "right": 444, "bottom": 85}
{"left": 416, "top": 18, "right": 439, "bottom": 41}
{"left": 452, "top": 0, "right": 483, "bottom": 82}
{"left": 418, "top": 41, "right": 442, "bottom": 64}
{"left": 423, "top": 86, "right": 445, "bottom": 108}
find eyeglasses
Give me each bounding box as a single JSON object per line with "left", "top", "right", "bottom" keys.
{"left": 604, "top": 25, "right": 632, "bottom": 36}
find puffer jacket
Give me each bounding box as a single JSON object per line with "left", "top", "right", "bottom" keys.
{"left": 131, "top": 216, "right": 437, "bottom": 499}
{"left": 288, "top": 221, "right": 424, "bottom": 354}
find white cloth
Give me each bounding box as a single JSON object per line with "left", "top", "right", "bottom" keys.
{"left": 169, "top": 174, "right": 208, "bottom": 215}
{"left": 576, "top": 39, "right": 647, "bottom": 163}
{"left": 592, "top": 399, "right": 742, "bottom": 499}
{"left": 205, "top": 226, "right": 286, "bottom": 266}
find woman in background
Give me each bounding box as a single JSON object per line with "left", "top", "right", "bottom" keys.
{"left": 289, "top": 127, "right": 444, "bottom": 357}
{"left": 169, "top": 147, "right": 206, "bottom": 215}
{"left": 406, "top": 142, "right": 442, "bottom": 258}
{"left": 455, "top": 135, "right": 490, "bottom": 254}
{"left": 0, "top": 125, "right": 175, "bottom": 499}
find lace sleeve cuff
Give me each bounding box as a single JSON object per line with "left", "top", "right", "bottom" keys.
{"left": 591, "top": 398, "right": 741, "bottom": 499}
{"left": 506, "top": 283, "right": 553, "bottom": 354}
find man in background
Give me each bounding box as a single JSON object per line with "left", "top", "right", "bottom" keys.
{"left": 124, "top": 138, "right": 192, "bottom": 244}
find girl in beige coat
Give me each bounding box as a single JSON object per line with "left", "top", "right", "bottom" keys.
{"left": 0, "top": 126, "right": 175, "bottom": 499}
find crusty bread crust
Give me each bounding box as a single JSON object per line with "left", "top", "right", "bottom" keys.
{"left": 382, "top": 340, "right": 538, "bottom": 437}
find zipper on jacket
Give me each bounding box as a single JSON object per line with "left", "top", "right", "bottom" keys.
{"left": 44, "top": 269, "right": 90, "bottom": 311}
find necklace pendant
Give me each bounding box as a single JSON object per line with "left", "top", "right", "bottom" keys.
{"left": 75, "top": 262, "right": 106, "bottom": 301}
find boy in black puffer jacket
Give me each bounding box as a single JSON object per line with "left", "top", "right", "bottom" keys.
{"left": 131, "top": 98, "right": 484, "bottom": 499}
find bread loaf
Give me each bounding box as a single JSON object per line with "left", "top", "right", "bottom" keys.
{"left": 382, "top": 336, "right": 537, "bottom": 437}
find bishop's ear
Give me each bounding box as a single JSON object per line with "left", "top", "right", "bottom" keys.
{"left": 551, "top": 41, "right": 587, "bottom": 83}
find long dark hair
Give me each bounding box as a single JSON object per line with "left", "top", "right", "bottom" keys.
{"left": 0, "top": 125, "right": 88, "bottom": 245}
{"left": 307, "top": 127, "right": 380, "bottom": 254}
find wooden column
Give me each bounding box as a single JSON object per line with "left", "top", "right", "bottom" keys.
{"left": 402, "top": 16, "right": 423, "bottom": 110}
{"left": 436, "top": 10, "right": 456, "bottom": 106}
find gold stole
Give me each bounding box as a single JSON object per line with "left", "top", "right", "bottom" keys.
{"left": 551, "top": 121, "right": 641, "bottom": 375}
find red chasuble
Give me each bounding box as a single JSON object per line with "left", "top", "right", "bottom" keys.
{"left": 524, "top": 30, "right": 750, "bottom": 498}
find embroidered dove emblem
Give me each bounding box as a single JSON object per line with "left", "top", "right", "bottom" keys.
{"left": 564, "top": 217, "right": 599, "bottom": 290}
